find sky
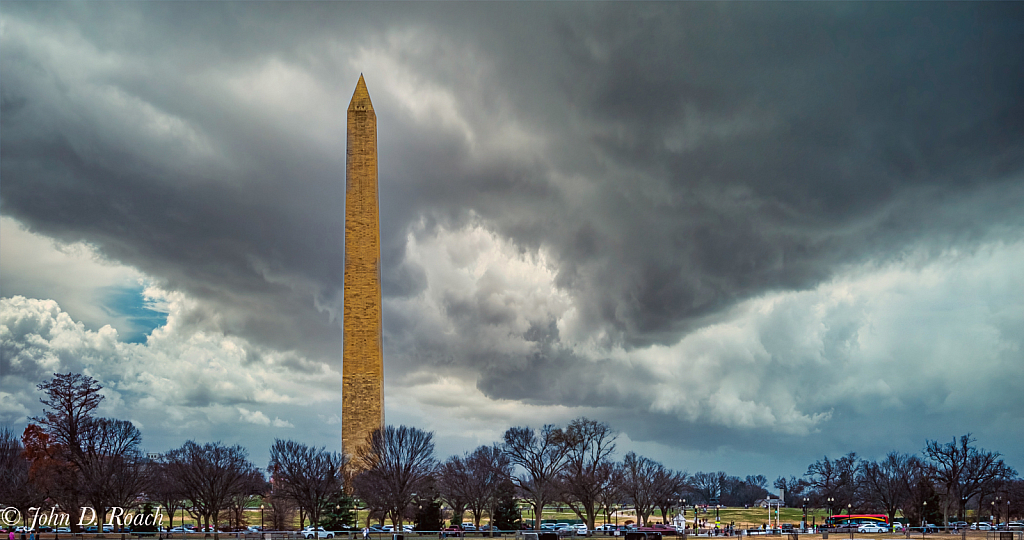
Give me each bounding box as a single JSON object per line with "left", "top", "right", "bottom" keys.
{"left": 1, "top": 2, "right": 1023, "bottom": 481}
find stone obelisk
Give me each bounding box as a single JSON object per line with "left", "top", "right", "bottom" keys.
{"left": 342, "top": 74, "right": 383, "bottom": 461}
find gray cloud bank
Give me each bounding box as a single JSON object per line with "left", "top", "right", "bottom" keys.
{"left": 2, "top": 2, "right": 1023, "bottom": 473}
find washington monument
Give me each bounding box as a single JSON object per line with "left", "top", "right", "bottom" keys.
{"left": 342, "top": 75, "right": 383, "bottom": 460}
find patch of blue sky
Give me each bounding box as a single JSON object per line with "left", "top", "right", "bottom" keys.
{"left": 98, "top": 284, "right": 168, "bottom": 343}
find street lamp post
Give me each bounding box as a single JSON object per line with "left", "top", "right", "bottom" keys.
{"left": 260, "top": 505, "right": 264, "bottom": 533}
{"left": 803, "top": 498, "right": 809, "bottom": 532}
{"left": 923, "top": 501, "right": 928, "bottom": 534}
{"left": 827, "top": 498, "right": 835, "bottom": 521}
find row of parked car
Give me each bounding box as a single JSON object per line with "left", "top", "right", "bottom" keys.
{"left": 961, "top": 522, "right": 1024, "bottom": 531}
{"left": 7, "top": 526, "right": 135, "bottom": 534}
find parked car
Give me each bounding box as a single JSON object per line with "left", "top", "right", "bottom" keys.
{"left": 858, "top": 524, "right": 887, "bottom": 533}
{"left": 972, "top": 523, "right": 992, "bottom": 531}
{"left": 462, "top": 524, "right": 477, "bottom": 532}
{"left": 57, "top": 528, "right": 71, "bottom": 534}
{"left": 302, "top": 526, "right": 335, "bottom": 539}
{"left": 1007, "top": 523, "right": 1023, "bottom": 531}
{"left": 576, "top": 524, "right": 590, "bottom": 536}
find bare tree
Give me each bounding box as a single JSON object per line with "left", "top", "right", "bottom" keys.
{"left": 352, "top": 472, "right": 389, "bottom": 527}
{"left": 804, "top": 453, "right": 859, "bottom": 511}
{"left": 0, "top": 427, "right": 46, "bottom": 523}
{"left": 652, "top": 469, "right": 688, "bottom": 526}
{"left": 859, "top": 452, "right": 922, "bottom": 526}
{"left": 691, "top": 471, "right": 729, "bottom": 506}
{"left": 150, "top": 461, "right": 187, "bottom": 531}
{"left": 270, "top": 439, "right": 348, "bottom": 530}
{"left": 902, "top": 461, "right": 939, "bottom": 528}
{"left": 33, "top": 373, "right": 103, "bottom": 463}
{"left": 354, "top": 425, "right": 437, "bottom": 528}
{"left": 164, "top": 440, "right": 261, "bottom": 537}
{"left": 79, "top": 418, "right": 149, "bottom": 527}
{"left": 620, "top": 452, "right": 663, "bottom": 526}
{"left": 595, "top": 462, "right": 624, "bottom": 527}
{"left": 925, "top": 434, "right": 1016, "bottom": 527}
{"left": 226, "top": 471, "right": 269, "bottom": 530}
{"left": 437, "top": 455, "right": 472, "bottom": 526}
{"left": 559, "top": 418, "right": 618, "bottom": 529}
{"left": 501, "top": 425, "right": 568, "bottom": 530}
{"left": 31, "top": 373, "right": 150, "bottom": 532}
{"left": 463, "top": 445, "right": 513, "bottom": 535}
{"left": 264, "top": 490, "right": 298, "bottom": 531}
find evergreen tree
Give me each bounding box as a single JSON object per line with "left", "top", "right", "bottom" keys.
{"left": 490, "top": 494, "right": 522, "bottom": 531}
{"left": 413, "top": 499, "right": 444, "bottom": 532}
{"left": 321, "top": 491, "right": 357, "bottom": 530}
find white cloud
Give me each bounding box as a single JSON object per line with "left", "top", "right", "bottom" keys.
{"left": 0, "top": 217, "right": 145, "bottom": 334}
{"left": 0, "top": 293, "right": 338, "bottom": 438}
{"left": 318, "top": 413, "right": 341, "bottom": 425}
{"left": 238, "top": 407, "right": 271, "bottom": 425}
{"left": 386, "top": 220, "right": 1024, "bottom": 445}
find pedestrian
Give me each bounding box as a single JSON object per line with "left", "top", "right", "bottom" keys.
{"left": 362, "top": 527, "right": 369, "bottom": 540}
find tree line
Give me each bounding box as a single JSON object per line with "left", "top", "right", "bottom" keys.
{"left": 1, "top": 373, "right": 1020, "bottom": 534}
{"left": 776, "top": 437, "right": 1020, "bottom": 528}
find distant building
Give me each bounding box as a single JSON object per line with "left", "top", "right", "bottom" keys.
{"left": 756, "top": 496, "right": 783, "bottom": 508}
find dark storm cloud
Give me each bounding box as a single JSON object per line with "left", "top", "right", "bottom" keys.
{"left": 2, "top": 2, "right": 1023, "bottom": 470}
